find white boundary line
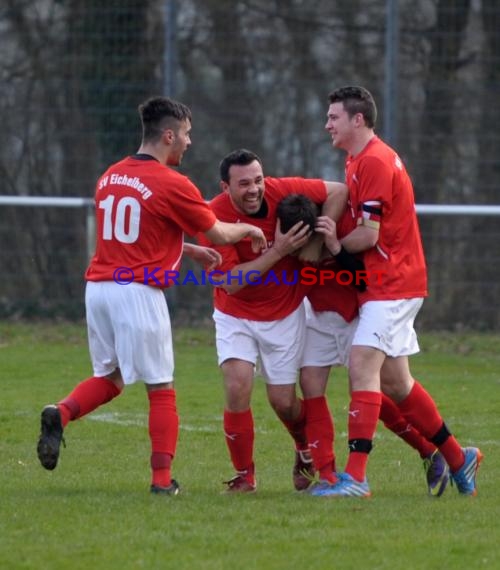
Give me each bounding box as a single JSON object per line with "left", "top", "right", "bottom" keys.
{"left": 87, "top": 411, "right": 270, "bottom": 433}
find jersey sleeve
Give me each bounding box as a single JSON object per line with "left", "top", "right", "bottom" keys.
{"left": 159, "top": 176, "right": 216, "bottom": 236}
{"left": 267, "top": 177, "right": 328, "bottom": 204}
{"left": 355, "top": 156, "right": 392, "bottom": 229}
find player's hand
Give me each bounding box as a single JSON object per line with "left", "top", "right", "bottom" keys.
{"left": 245, "top": 225, "right": 267, "bottom": 253}
{"left": 190, "top": 244, "right": 222, "bottom": 271}
{"left": 314, "top": 215, "right": 341, "bottom": 255}
{"left": 297, "top": 233, "right": 324, "bottom": 263}
{"left": 272, "top": 219, "right": 312, "bottom": 258}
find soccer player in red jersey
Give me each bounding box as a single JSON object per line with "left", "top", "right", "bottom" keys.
{"left": 277, "top": 196, "right": 448, "bottom": 496}
{"left": 198, "top": 148, "right": 348, "bottom": 492}
{"left": 310, "top": 86, "right": 482, "bottom": 497}
{"left": 36, "top": 96, "right": 267, "bottom": 496}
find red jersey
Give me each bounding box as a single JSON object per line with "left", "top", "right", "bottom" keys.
{"left": 201, "top": 177, "right": 327, "bottom": 321}
{"left": 344, "top": 136, "right": 428, "bottom": 304}
{"left": 85, "top": 155, "right": 216, "bottom": 287}
{"left": 306, "top": 210, "right": 359, "bottom": 322}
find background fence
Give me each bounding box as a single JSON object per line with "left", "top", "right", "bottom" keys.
{"left": 1, "top": 0, "right": 499, "bottom": 329}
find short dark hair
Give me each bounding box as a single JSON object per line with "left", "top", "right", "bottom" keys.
{"left": 138, "top": 96, "right": 192, "bottom": 142}
{"left": 328, "top": 86, "right": 377, "bottom": 128}
{"left": 219, "top": 148, "right": 263, "bottom": 183}
{"left": 276, "top": 194, "right": 319, "bottom": 233}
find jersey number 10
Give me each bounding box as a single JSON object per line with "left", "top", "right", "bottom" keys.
{"left": 99, "top": 195, "right": 140, "bottom": 244}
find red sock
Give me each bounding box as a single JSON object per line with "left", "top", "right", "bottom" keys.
{"left": 58, "top": 376, "right": 122, "bottom": 427}
{"left": 279, "top": 398, "right": 308, "bottom": 451}
{"left": 224, "top": 409, "right": 255, "bottom": 482}
{"left": 380, "top": 393, "right": 436, "bottom": 458}
{"left": 397, "top": 381, "right": 464, "bottom": 472}
{"left": 304, "top": 396, "right": 336, "bottom": 482}
{"left": 345, "top": 391, "right": 382, "bottom": 482}
{"left": 148, "top": 389, "right": 179, "bottom": 487}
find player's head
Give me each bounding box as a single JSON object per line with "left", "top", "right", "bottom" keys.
{"left": 219, "top": 149, "right": 265, "bottom": 216}
{"left": 276, "top": 194, "right": 319, "bottom": 234}
{"left": 325, "top": 86, "right": 377, "bottom": 151}
{"left": 138, "top": 96, "right": 192, "bottom": 165}
{"left": 328, "top": 86, "right": 377, "bottom": 127}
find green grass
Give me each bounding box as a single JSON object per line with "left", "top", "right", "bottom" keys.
{"left": 0, "top": 323, "right": 499, "bottom": 570}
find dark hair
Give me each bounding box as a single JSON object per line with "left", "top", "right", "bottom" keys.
{"left": 219, "top": 148, "right": 263, "bottom": 183}
{"left": 138, "top": 96, "right": 192, "bottom": 142}
{"left": 328, "top": 86, "right": 377, "bottom": 128}
{"left": 276, "top": 194, "right": 319, "bottom": 233}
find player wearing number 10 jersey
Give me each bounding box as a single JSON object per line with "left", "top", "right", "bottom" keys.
{"left": 36, "top": 96, "right": 266, "bottom": 496}
{"left": 86, "top": 156, "right": 215, "bottom": 284}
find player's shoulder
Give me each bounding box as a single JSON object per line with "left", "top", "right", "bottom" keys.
{"left": 363, "top": 137, "right": 403, "bottom": 166}
{"left": 209, "top": 192, "right": 229, "bottom": 206}
{"left": 208, "top": 192, "right": 232, "bottom": 215}
{"left": 263, "top": 176, "right": 281, "bottom": 187}
{"left": 158, "top": 163, "right": 191, "bottom": 183}
{"left": 264, "top": 175, "right": 303, "bottom": 189}
{"left": 159, "top": 167, "right": 203, "bottom": 197}
{"left": 263, "top": 176, "right": 307, "bottom": 200}
{"left": 100, "top": 156, "right": 130, "bottom": 176}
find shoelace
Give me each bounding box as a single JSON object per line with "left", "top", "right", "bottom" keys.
{"left": 223, "top": 476, "right": 240, "bottom": 487}
{"left": 223, "top": 475, "right": 252, "bottom": 488}
{"left": 426, "top": 460, "right": 438, "bottom": 480}
{"left": 297, "top": 467, "right": 317, "bottom": 482}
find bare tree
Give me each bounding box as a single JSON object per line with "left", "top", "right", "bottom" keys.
{"left": 1, "top": 0, "right": 499, "bottom": 326}
{"left": 0, "top": 0, "right": 163, "bottom": 317}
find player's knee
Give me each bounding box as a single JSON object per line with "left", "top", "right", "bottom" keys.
{"left": 268, "top": 397, "right": 296, "bottom": 420}
{"left": 224, "top": 378, "right": 252, "bottom": 411}
{"left": 300, "top": 367, "right": 328, "bottom": 398}
{"left": 104, "top": 368, "right": 125, "bottom": 393}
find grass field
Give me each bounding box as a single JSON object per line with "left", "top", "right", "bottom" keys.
{"left": 0, "top": 322, "right": 499, "bottom": 570}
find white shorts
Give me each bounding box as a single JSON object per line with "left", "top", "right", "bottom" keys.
{"left": 213, "top": 304, "right": 306, "bottom": 385}
{"left": 85, "top": 281, "right": 174, "bottom": 385}
{"left": 301, "top": 300, "right": 357, "bottom": 368}
{"left": 351, "top": 298, "right": 423, "bottom": 357}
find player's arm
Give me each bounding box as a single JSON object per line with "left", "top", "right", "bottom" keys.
{"left": 322, "top": 181, "right": 348, "bottom": 222}
{"left": 315, "top": 215, "right": 368, "bottom": 291}
{"left": 340, "top": 224, "right": 379, "bottom": 253}
{"left": 217, "top": 220, "right": 311, "bottom": 294}
{"left": 183, "top": 242, "right": 222, "bottom": 271}
{"left": 340, "top": 199, "right": 381, "bottom": 253}
{"left": 204, "top": 220, "right": 266, "bottom": 252}
{"left": 299, "top": 181, "right": 348, "bottom": 263}
{"left": 340, "top": 157, "right": 387, "bottom": 253}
